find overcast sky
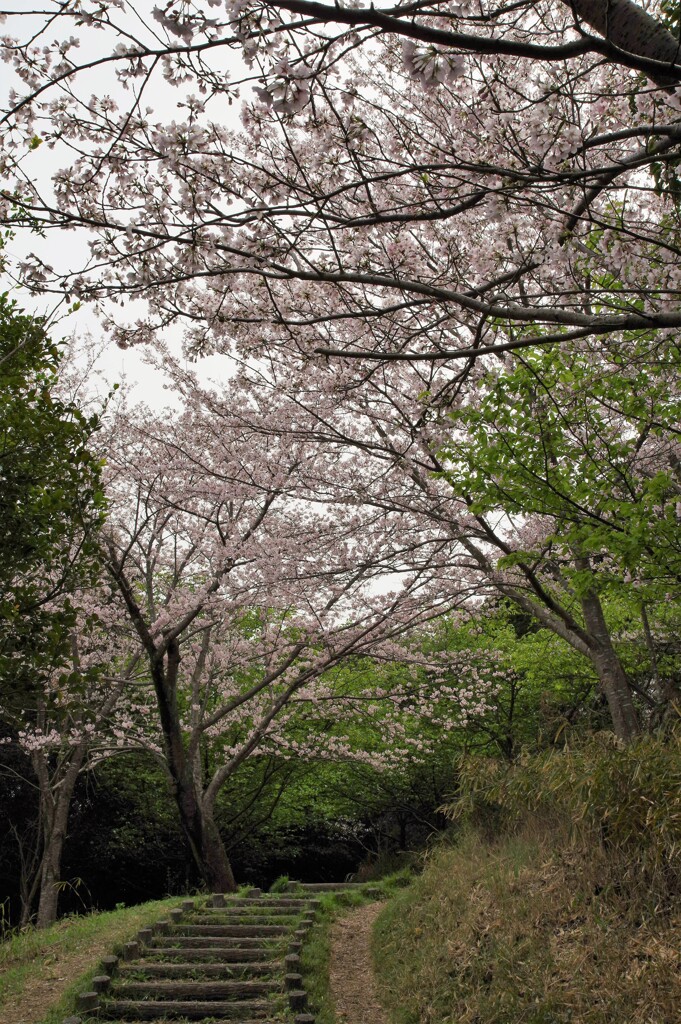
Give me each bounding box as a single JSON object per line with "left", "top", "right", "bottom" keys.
{"left": 3, "top": 1, "right": 250, "bottom": 411}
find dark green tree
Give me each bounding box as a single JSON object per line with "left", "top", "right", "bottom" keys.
{"left": 0, "top": 293, "right": 109, "bottom": 926}
{"left": 0, "top": 292, "right": 106, "bottom": 705}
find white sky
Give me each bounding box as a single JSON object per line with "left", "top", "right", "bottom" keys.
{"left": 2, "top": 1, "right": 251, "bottom": 410}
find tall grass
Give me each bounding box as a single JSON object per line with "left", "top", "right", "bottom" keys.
{"left": 451, "top": 730, "right": 681, "bottom": 913}
{"left": 372, "top": 732, "right": 681, "bottom": 1024}
{"left": 373, "top": 830, "right": 681, "bottom": 1024}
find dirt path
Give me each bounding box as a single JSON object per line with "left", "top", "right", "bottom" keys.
{"left": 0, "top": 942, "right": 107, "bottom": 1024}
{"left": 329, "top": 901, "right": 389, "bottom": 1024}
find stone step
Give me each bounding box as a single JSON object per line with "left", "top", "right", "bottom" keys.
{"left": 191, "top": 911, "right": 302, "bottom": 922}
{"left": 139, "top": 946, "right": 271, "bottom": 961}
{"left": 118, "top": 961, "right": 278, "bottom": 979}
{"left": 211, "top": 898, "right": 310, "bottom": 908}
{"left": 175, "top": 924, "right": 289, "bottom": 937}
{"left": 98, "top": 999, "right": 272, "bottom": 1020}
{"left": 152, "top": 935, "right": 280, "bottom": 948}
{"left": 99, "top": 1020, "right": 276, "bottom": 1024}
{"left": 110, "top": 979, "right": 281, "bottom": 1000}
{"left": 286, "top": 880, "right": 374, "bottom": 891}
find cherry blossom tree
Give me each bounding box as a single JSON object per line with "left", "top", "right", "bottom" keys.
{"left": 0, "top": 588, "right": 145, "bottom": 927}
{"left": 2, "top": 0, "right": 679, "bottom": 746}
{"left": 99, "top": 375, "right": 493, "bottom": 891}
{"left": 202, "top": 334, "right": 680, "bottom": 742}
{"left": 2, "top": 0, "right": 681, "bottom": 358}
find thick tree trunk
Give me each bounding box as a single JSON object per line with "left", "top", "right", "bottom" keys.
{"left": 566, "top": 0, "right": 681, "bottom": 58}
{"left": 587, "top": 642, "right": 642, "bottom": 741}
{"left": 198, "top": 805, "right": 237, "bottom": 893}
{"left": 174, "top": 778, "right": 236, "bottom": 892}
{"left": 144, "top": 637, "right": 238, "bottom": 894}
{"left": 36, "top": 837, "right": 64, "bottom": 929}
{"left": 563, "top": 0, "right": 681, "bottom": 78}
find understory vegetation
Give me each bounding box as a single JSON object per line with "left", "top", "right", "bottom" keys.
{"left": 373, "top": 733, "right": 681, "bottom": 1024}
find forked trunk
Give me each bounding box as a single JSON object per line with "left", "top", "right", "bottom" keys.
{"left": 197, "top": 809, "right": 237, "bottom": 893}
{"left": 174, "top": 777, "right": 237, "bottom": 893}
{"left": 33, "top": 744, "right": 86, "bottom": 929}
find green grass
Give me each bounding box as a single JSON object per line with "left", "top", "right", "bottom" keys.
{"left": 0, "top": 896, "right": 188, "bottom": 1023}
{"left": 372, "top": 829, "right": 681, "bottom": 1024}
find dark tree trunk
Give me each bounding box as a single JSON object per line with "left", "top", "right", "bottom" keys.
{"left": 563, "top": 0, "right": 681, "bottom": 79}
{"left": 152, "top": 644, "right": 236, "bottom": 892}
{"left": 34, "top": 746, "right": 85, "bottom": 929}
{"left": 174, "top": 777, "right": 237, "bottom": 893}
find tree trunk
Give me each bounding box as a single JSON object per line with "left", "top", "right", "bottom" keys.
{"left": 34, "top": 757, "right": 80, "bottom": 928}
{"left": 198, "top": 804, "right": 237, "bottom": 893}
{"left": 587, "top": 643, "right": 641, "bottom": 742}
{"left": 35, "top": 837, "right": 64, "bottom": 929}
{"left": 580, "top": 590, "right": 641, "bottom": 743}
{"left": 174, "top": 776, "right": 236, "bottom": 892}
{"left": 32, "top": 738, "right": 88, "bottom": 929}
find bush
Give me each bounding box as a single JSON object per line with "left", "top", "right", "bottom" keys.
{"left": 448, "top": 730, "right": 681, "bottom": 910}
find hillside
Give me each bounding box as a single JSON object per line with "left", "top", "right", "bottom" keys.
{"left": 373, "top": 828, "right": 681, "bottom": 1024}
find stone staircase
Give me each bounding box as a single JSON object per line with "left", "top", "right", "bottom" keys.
{"left": 67, "top": 891, "right": 317, "bottom": 1024}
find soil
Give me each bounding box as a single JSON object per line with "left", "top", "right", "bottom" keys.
{"left": 329, "top": 901, "right": 389, "bottom": 1024}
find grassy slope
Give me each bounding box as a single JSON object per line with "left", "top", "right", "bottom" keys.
{"left": 372, "top": 830, "right": 681, "bottom": 1024}
{"left": 0, "top": 896, "right": 186, "bottom": 1024}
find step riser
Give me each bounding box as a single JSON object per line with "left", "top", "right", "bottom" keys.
{"left": 99, "top": 1001, "right": 271, "bottom": 1020}
{"left": 153, "top": 936, "right": 279, "bottom": 948}
{"left": 119, "top": 962, "right": 277, "bottom": 979}
{"left": 111, "top": 981, "right": 280, "bottom": 999}
{"left": 202, "top": 901, "right": 309, "bottom": 909}
{"left": 190, "top": 914, "right": 301, "bottom": 923}
{"left": 138, "top": 947, "right": 270, "bottom": 961}
{"left": 175, "top": 925, "right": 289, "bottom": 936}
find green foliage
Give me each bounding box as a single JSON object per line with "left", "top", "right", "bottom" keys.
{"left": 442, "top": 339, "right": 681, "bottom": 599}
{"left": 0, "top": 293, "right": 106, "bottom": 705}
{"left": 268, "top": 874, "right": 290, "bottom": 893}
{"left": 423, "top": 604, "right": 604, "bottom": 756}
{"left": 64, "top": 754, "right": 197, "bottom": 907}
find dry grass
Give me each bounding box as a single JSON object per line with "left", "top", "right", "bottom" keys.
{"left": 372, "top": 829, "right": 681, "bottom": 1024}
